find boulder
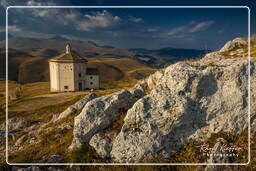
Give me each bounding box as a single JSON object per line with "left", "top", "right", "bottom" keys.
{"left": 1, "top": 117, "right": 30, "bottom": 130}
{"left": 89, "top": 131, "right": 117, "bottom": 158}
{"left": 69, "top": 90, "right": 136, "bottom": 151}
{"left": 146, "top": 70, "right": 164, "bottom": 90}
{"left": 110, "top": 57, "right": 254, "bottom": 162}
{"left": 128, "top": 80, "right": 147, "bottom": 100}
{"left": 220, "top": 37, "right": 247, "bottom": 53}
{"left": 201, "top": 52, "right": 224, "bottom": 63}
{"left": 52, "top": 93, "right": 97, "bottom": 122}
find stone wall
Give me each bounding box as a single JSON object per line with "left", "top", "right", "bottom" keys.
{"left": 74, "top": 62, "right": 87, "bottom": 91}
{"left": 49, "top": 61, "right": 75, "bottom": 92}
{"left": 86, "top": 75, "right": 99, "bottom": 89}
{"left": 49, "top": 62, "right": 59, "bottom": 92}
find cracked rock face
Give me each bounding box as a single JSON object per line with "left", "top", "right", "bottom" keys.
{"left": 219, "top": 37, "right": 247, "bottom": 53}
{"left": 89, "top": 131, "right": 117, "bottom": 158}
{"left": 69, "top": 90, "right": 137, "bottom": 150}
{"left": 52, "top": 93, "right": 97, "bottom": 122}
{"left": 67, "top": 38, "right": 255, "bottom": 163}
{"left": 110, "top": 57, "right": 255, "bottom": 162}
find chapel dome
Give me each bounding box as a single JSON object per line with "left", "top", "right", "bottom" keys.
{"left": 50, "top": 44, "right": 88, "bottom": 63}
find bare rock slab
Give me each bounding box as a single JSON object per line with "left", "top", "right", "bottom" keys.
{"left": 89, "top": 131, "right": 117, "bottom": 158}
{"left": 52, "top": 93, "right": 97, "bottom": 122}
{"left": 69, "top": 90, "right": 136, "bottom": 151}
{"left": 110, "top": 58, "right": 254, "bottom": 162}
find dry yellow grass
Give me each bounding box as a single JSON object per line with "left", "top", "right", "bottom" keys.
{"left": 251, "top": 35, "right": 256, "bottom": 57}
{"left": 87, "top": 57, "right": 156, "bottom": 80}
{"left": 220, "top": 35, "right": 255, "bottom": 59}
{"left": 5, "top": 78, "right": 139, "bottom": 163}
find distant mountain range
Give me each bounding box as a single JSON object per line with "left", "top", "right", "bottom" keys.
{"left": 0, "top": 35, "right": 210, "bottom": 83}
{"left": 130, "top": 47, "right": 210, "bottom": 67}
{"left": 0, "top": 35, "right": 210, "bottom": 67}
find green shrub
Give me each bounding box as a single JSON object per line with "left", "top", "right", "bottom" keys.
{"left": 68, "top": 143, "right": 102, "bottom": 163}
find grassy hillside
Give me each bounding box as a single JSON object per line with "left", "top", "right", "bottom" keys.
{"left": 29, "top": 48, "right": 60, "bottom": 58}
{"left": 0, "top": 48, "right": 155, "bottom": 84}
{"left": 0, "top": 77, "right": 140, "bottom": 163}
{"left": 18, "top": 57, "right": 49, "bottom": 83}
{"left": 0, "top": 49, "right": 35, "bottom": 80}
{"left": 87, "top": 57, "right": 155, "bottom": 85}
{"left": 0, "top": 37, "right": 211, "bottom": 70}
{"left": 0, "top": 56, "right": 152, "bottom": 116}
{"left": 0, "top": 55, "right": 155, "bottom": 162}
{"left": 0, "top": 37, "right": 134, "bottom": 59}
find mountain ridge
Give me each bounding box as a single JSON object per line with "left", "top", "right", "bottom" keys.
{"left": 0, "top": 36, "right": 209, "bottom": 67}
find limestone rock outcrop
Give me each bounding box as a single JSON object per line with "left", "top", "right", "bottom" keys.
{"left": 110, "top": 57, "right": 254, "bottom": 162}
{"left": 52, "top": 93, "right": 97, "bottom": 122}
{"left": 89, "top": 131, "right": 117, "bottom": 158}
{"left": 128, "top": 80, "right": 147, "bottom": 100}
{"left": 68, "top": 37, "right": 254, "bottom": 163}
{"left": 146, "top": 70, "right": 164, "bottom": 90}
{"left": 69, "top": 90, "right": 137, "bottom": 150}
{"left": 220, "top": 37, "right": 247, "bottom": 53}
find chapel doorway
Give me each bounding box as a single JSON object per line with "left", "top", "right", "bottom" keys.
{"left": 78, "top": 82, "right": 82, "bottom": 91}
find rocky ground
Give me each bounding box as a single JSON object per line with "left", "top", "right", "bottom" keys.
{"left": 68, "top": 37, "right": 255, "bottom": 163}
{"left": 0, "top": 37, "right": 255, "bottom": 170}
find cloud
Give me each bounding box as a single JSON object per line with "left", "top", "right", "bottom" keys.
{"left": 8, "top": 25, "right": 21, "bottom": 32}
{"left": 26, "top": 0, "right": 57, "bottom": 6}
{"left": 154, "top": 21, "right": 214, "bottom": 41}
{"left": 167, "top": 26, "right": 186, "bottom": 36}
{"left": 129, "top": 16, "right": 143, "bottom": 23}
{"left": 163, "top": 20, "right": 215, "bottom": 38}
{"left": 33, "top": 9, "right": 49, "bottom": 17}
{"left": 147, "top": 27, "right": 158, "bottom": 32}
{"left": 7, "top": 7, "right": 125, "bottom": 36}
{"left": 76, "top": 10, "right": 121, "bottom": 31}
{"left": 0, "top": 0, "right": 68, "bottom": 8}
{"left": 189, "top": 20, "right": 215, "bottom": 33}
{"left": 64, "top": 12, "right": 77, "bottom": 20}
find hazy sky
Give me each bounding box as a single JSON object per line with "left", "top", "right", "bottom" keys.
{"left": 0, "top": 0, "right": 254, "bottom": 50}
